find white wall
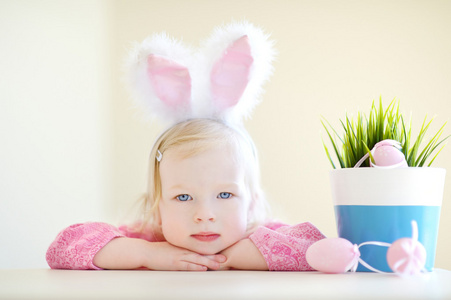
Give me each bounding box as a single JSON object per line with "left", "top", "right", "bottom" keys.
{"left": 0, "top": 0, "right": 112, "bottom": 268}
{"left": 1, "top": 0, "right": 451, "bottom": 270}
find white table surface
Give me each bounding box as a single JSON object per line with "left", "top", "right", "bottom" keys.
{"left": 1, "top": 268, "right": 450, "bottom": 300}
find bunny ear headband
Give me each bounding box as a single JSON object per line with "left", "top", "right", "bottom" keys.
{"left": 125, "top": 21, "right": 276, "bottom": 126}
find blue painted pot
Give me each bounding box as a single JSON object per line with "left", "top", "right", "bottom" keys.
{"left": 330, "top": 168, "right": 445, "bottom": 272}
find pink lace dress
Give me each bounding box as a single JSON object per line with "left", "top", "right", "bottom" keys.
{"left": 46, "top": 221, "right": 325, "bottom": 271}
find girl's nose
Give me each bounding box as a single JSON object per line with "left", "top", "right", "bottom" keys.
{"left": 194, "top": 203, "right": 216, "bottom": 223}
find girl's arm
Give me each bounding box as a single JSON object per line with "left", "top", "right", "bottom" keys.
{"left": 46, "top": 222, "right": 124, "bottom": 270}
{"left": 46, "top": 222, "right": 224, "bottom": 270}
{"left": 219, "top": 238, "right": 268, "bottom": 270}
{"left": 93, "top": 238, "right": 225, "bottom": 271}
{"left": 220, "top": 222, "right": 325, "bottom": 271}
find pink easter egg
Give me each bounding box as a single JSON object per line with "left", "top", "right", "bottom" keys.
{"left": 372, "top": 145, "right": 407, "bottom": 167}
{"left": 386, "top": 237, "right": 427, "bottom": 275}
{"left": 306, "top": 238, "right": 359, "bottom": 273}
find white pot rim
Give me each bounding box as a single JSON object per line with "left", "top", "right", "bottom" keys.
{"left": 330, "top": 167, "right": 446, "bottom": 206}
{"left": 330, "top": 167, "right": 446, "bottom": 173}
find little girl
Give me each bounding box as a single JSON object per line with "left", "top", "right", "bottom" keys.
{"left": 46, "top": 22, "right": 325, "bottom": 271}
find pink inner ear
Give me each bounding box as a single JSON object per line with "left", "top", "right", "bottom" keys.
{"left": 147, "top": 54, "right": 191, "bottom": 108}
{"left": 210, "top": 35, "right": 253, "bottom": 109}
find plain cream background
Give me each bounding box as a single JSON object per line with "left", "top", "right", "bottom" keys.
{"left": 1, "top": 0, "right": 450, "bottom": 270}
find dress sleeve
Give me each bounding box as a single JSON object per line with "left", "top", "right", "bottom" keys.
{"left": 46, "top": 222, "right": 125, "bottom": 270}
{"left": 249, "top": 222, "right": 326, "bottom": 271}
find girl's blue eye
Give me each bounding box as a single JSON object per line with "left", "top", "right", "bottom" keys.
{"left": 176, "top": 194, "right": 192, "bottom": 201}
{"left": 218, "top": 192, "right": 232, "bottom": 199}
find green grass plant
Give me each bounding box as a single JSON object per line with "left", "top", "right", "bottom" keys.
{"left": 321, "top": 98, "right": 449, "bottom": 168}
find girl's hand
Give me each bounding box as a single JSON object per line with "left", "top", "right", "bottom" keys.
{"left": 144, "top": 241, "right": 227, "bottom": 271}
{"left": 219, "top": 238, "right": 268, "bottom": 270}
{"left": 93, "top": 238, "right": 226, "bottom": 271}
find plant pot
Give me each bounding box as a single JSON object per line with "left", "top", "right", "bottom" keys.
{"left": 330, "top": 167, "right": 446, "bottom": 272}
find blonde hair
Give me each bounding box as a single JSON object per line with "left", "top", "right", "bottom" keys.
{"left": 140, "top": 118, "right": 269, "bottom": 236}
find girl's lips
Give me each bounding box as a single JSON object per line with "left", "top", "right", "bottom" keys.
{"left": 191, "top": 233, "right": 220, "bottom": 242}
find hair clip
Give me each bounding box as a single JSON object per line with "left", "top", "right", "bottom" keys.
{"left": 156, "top": 150, "right": 163, "bottom": 162}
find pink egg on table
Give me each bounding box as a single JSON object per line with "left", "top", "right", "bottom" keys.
{"left": 386, "top": 237, "right": 427, "bottom": 275}
{"left": 306, "top": 238, "right": 359, "bottom": 273}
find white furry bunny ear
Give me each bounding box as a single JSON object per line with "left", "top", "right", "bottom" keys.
{"left": 126, "top": 21, "right": 275, "bottom": 125}
{"left": 126, "top": 33, "right": 193, "bottom": 124}
{"left": 198, "top": 21, "right": 276, "bottom": 123}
